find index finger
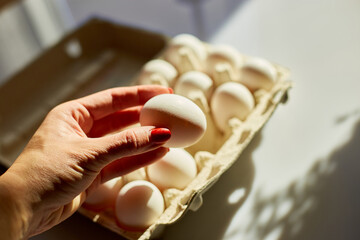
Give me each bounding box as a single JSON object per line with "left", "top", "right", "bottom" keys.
{"left": 77, "top": 85, "right": 172, "bottom": 120}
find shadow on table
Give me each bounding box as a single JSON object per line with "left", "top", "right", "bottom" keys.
{"left": 160, "top": 131, "right": 260, "bottom": 240}
{"left": 179, "top": 0, "right": 249, "bottom": 40}
{"left": 226, "top": 117, "right": 360, "bottom": 240}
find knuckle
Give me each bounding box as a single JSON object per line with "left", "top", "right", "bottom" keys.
{"left": 125, "top": 130, "right": 140, "bottom": 149}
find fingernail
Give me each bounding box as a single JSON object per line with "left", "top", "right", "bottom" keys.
{"left": 151, "top": 128, "right": 171, "bottom": 143}
{"left": 168, "top": 88, "right": 174, "bottom": 94}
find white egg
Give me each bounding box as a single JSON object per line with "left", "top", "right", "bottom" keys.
{"left": 138, "top": 59, "right": 178, "bottom": 86}
{"left": 83, "top": 177, "right": 122, "bottom": 211}
{"left": 164, "top": 34, "right": 206, "bottom": 72}
{"left": 211, "top": 82, "right": 255, "bottom": 132}
{"left": 240, "top": 57, "right": 277, "bottom": 91}
{"left": 147, "top": 148, "right": 197, "bottom": 190}
{"left": 140, "top": 94, "right": 207, "bottom": 148}
{"left": 207, "top": 44, "right": 243, "bottom": 70}
{"left": 115, "top": 180, "right": 164, "bottom": 230}
{"left": 206, "top": 45, "right": 243, "bottom": 85}
{"left": 174, "top": 71, "right": 214, "bottom": 100}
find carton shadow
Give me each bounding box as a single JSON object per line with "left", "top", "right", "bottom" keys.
{"left": 226, "top": 118, "right": 360, "bottom": 240}
{"left": 179, "top": 0, "right": 249, "bottom": 40}
{"left": 160, "top": 131, "right": 260, "bottom": 240}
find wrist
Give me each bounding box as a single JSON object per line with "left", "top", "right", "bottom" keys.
{"left": 0, "top": 172, "right": 31, "bottom": 240}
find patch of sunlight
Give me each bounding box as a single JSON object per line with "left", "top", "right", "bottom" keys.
{"left": 258, "top": 205, "right": 274, "bottom": 225}
{"left": 263, "top": 225, "right": 284, "bottom": 240}
{"left": 275, "top": 198, "right": 294, "bottom": 220}
{"left": 228, "top": 188, "right": 246, "bottom": 204}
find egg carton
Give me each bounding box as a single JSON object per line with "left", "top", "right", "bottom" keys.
{"left": 78, "top": 35, "right": 292, "bottom": 239}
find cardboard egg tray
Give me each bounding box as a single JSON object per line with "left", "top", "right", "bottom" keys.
{"left": 79, "top": 34, "right": 292, "bottom": 240}
{"left": 0, "top": 18, "right": 291, "bottom": 239}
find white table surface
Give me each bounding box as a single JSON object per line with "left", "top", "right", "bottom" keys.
{"left": 28, "top": 0, "right": 360, "bottom": 239}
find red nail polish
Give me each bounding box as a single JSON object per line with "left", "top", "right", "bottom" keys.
{"left": 151, "top": 128, "right": 171, "bottom": 143}
{"left": 168, "top": 88, "right": 174, "bottom": 94}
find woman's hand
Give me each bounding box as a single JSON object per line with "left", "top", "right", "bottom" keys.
{"left": 0, "top": 85, "right": 172, "bottom": 239}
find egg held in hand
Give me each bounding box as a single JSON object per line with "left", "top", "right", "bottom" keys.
{"left": 140, "top": 94, "right": 207, "bottom": 148}
{"left": 147, "top": 148, "right": 197, "bottom": 190}
{"left": 115, "top": 180, "right": 165, "bottom": 230}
